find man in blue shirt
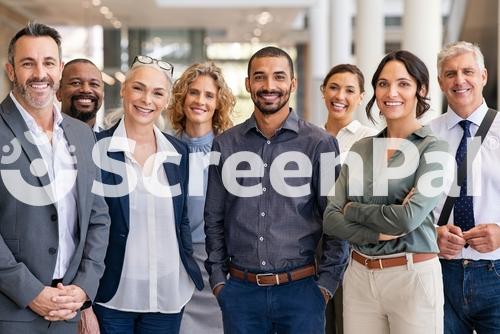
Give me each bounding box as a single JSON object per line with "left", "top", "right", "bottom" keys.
{"left": 204, "top": 46, "right": 348, "bottom": 333}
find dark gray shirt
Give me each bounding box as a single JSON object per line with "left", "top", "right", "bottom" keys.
{"left": 204, "top": 109, "right": 349, "bottom": 294}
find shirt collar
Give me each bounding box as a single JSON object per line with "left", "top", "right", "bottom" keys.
{"left": 242, "top": 108, "right": 299, "bottom": 135}
{"left": 10, "top": 91, "right": 63, "bottom": 134}
{"left": 376, "top": 125, "right": 433, "bottom": 139}
{"left": 413, "top": 125, "right": 434, "bottom": 138}
{"left": 342, "top": 120, "right": 362, "bottom": 134}
{"left": 444, "top": 100, "right": 488, "bottom": 130}
{"left": 109, "top": 118, "right": 179, "bottom": 156}
{"left": 108, "top": 117, "right": 129, "bottom": 153}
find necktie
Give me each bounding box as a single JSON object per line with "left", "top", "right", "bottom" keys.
{"left": 453, "top": 120, "right": 475, "bottom": 232}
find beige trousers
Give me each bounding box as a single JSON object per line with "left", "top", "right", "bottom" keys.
{"left": 343, "top": 254, "right": 444, "bottom": 334}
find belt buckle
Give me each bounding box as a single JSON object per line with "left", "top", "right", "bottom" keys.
{"left": 255, "top": 273, "right": 279, "bottom": 286}
{"left": 364, "top": 258, "right": 383, "bottom": 269}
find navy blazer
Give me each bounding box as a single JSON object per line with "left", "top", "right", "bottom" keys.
{"left": 95, "top": 121, "right": 203, "bottom": 303}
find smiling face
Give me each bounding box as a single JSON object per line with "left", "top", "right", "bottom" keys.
{"left": 5, "top": 35, "right": 63, "bottom": 113}
{"left": 183, "top": 74, "right": 218, "bottom": 131}
{"left": 245, "top": 56, "right": 296, "bottom": 115}
{"left": 375, "top": 60, "right": 419, "bottom": 122}
{"left": 121, "top": 66, "right": 170, "bottom": 128}
{"left": 323, "top": 71, "right": 364, "bottom": 124}
{"left": 56, "top": 62, "right": 104, "bottom": 124}
{"left": 438, "top": 51, "right": 487, "bottom": 118}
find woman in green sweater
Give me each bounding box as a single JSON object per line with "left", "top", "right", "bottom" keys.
{"left": 323, "top": 50, "right": 448, "bottom": 334}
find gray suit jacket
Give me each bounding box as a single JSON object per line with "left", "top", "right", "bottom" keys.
{"left": 0, "top": 95, "right": 111, "bottom": 322}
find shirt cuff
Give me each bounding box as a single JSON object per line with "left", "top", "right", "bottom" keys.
{"left": 316, "top": 275, "right": 339, "bottom": 297}
{"left": 317, "top": 284, "right": 333, "bottom": 299}
{"left": 208, "top": 270, "right": 228, "bottom": 290}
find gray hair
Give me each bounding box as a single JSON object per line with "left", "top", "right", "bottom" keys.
{"left": 437, "top": 41, "right": 485, "bottom": 77}
{"left": 8, "top": 22, "right": 62, "bottom": 65}
{"left": 103, "top": 63, "right": 173, "bottom": 131}
{"left": 125, "top": 62, "right": 173, "bottom": 89}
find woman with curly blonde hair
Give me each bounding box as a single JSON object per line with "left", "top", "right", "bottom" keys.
{"left": 168, "top": 62, "right": 235, "bottom": 334}
{"left": 168, "top": 62, "right": 234, "bottom": 136}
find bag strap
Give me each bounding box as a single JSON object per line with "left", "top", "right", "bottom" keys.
{"left": 437, "top": 108, "right": 498, "bottom": 226}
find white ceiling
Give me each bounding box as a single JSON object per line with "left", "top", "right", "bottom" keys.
{"left": 0, "top": 0, "right": 313, "bottom": 45}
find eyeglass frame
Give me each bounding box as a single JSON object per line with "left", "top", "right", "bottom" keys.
{"left": 132, "top": 55, "right": 174, "bottom": 76}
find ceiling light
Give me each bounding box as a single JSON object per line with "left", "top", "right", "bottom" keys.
{"left": 256, "top": 11, "right": 273, "bottom": 25}
{"left": 100, "top": 6, "right": 110, "bottom": 15}
{"left": 253, "top": 28, "right": 262, "bottom": 37}
{"left": 91, "top": 0, "right": 101, "bottom": 6}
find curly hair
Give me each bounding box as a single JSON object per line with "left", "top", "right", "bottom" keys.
{"left": 168, "top": 62, "right": 235, "bottom": 135}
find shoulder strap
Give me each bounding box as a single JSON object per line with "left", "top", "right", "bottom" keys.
{"left": 437, "top": 108, "right": 498, "bottom": 226}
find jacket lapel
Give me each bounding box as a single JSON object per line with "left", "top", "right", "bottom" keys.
{"left": 110, "top": 150, "right": 130, "bottom": 230}
{"left": 0, "top": 96, "right": 55, "bottom": 201}
{"left": 163, "top": 160, "right": 181, "bottom": 224}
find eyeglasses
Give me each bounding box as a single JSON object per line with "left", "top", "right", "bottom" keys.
{"left": 132, "top": 55, "right": 174, "bottom": 76}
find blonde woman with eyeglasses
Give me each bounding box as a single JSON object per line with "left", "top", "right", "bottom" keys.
{"left": 93, "top": 56, "right": 203, "bottom": 334}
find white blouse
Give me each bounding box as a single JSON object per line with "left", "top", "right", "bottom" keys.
{"left": 100, "top": 119, "right": 195, "bottom": 313}
{"left": 335, "top": 120, "right": 378, "bottom": 154}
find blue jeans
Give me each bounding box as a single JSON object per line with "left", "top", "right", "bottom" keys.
{"left": 93, "top": 304, "right": 183, "bottom": 334}
{"left": 440, "top": 259, "right": 500, "bottom": 334}
{"left": 217, "top": 276, "right": 326, "bottom": 334}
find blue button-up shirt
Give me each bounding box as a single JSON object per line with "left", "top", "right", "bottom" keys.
{"left": 204, "top": 109, "right": 349, "bottom": 294}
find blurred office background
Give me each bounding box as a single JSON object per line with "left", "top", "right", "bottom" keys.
{"left": 0, "top": 0, "right": 498, "bottom": 126}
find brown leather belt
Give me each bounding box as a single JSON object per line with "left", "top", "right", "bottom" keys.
{"left": 352, "top": 251, "right": 437, "bottom": 270}
{"left": 229, "top": 264, "right": 316, "bottom": 286}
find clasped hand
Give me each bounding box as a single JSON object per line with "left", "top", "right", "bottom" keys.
{"left": 28, "top": 283, "right": 87, "bottom": 321}
{"left": 438, "top": 223, "right": 500, "bottom": 258}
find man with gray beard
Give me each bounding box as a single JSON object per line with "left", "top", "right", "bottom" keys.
{"left": 0, "top": 22, "right": 110, "bottom": 333}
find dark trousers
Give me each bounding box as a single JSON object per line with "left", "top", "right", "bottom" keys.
{"left": 441, "top": 259, "right": 500, "bottom": 334}
{"left": 325, "top": 286, "right": 343, "bottom": 334}
{"left": 217, "top": 276, "right": 326, "bottom": 334}
{"left": 93, "top": 304, "right": 183, "bottom": 334}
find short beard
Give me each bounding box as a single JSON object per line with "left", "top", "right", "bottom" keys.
{"left": 67, "top": 95, "right": 99, "bottom": 124}
{"left": 252, "top": 89, "right": 290, "bottom": 115}
{"left": 254, "top": 99, "right": 288, "bottom": 115}
{"left": 68, "top": 104, "right": 97, "bottom": 124}
{"left": 13, "top": 75, "right": 57, "bottom": 109}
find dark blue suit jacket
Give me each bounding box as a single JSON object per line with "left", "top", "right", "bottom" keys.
{"left": 95, "top": 121, "right": 203, "bottom": 303}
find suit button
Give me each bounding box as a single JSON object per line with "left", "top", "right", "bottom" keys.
{"left": 48, "top": 247, "right": 57, "bottom": 255}
{"left": 51, "top": 214, "right": 58, "bottom": 222}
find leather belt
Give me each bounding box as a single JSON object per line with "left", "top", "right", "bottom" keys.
{"left": 229, "top": 264, "right": 316, "bottom": 286}
{"left": 352, "top": 251, "right": 437, "bottom": 270}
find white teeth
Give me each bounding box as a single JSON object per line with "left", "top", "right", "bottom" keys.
{"left": 191, "top": 108, "right": 206, "bottom": 113}
{"left": 135, "top": 106, "right": 153, "bottom": 113}
{"left": 77, "top": 98, "right": 92, "bottom": 103}
{"left": 332, "top": 103, "right": 346, "bottom": 109}
{"left": 30, "top": 83, "right": 49, "bottom": 89}
{"left": 454, "top": 88, "right": 468, "bottom": 93}
{"left": 385, "top": 101, "right": 403, "bottom": 106}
